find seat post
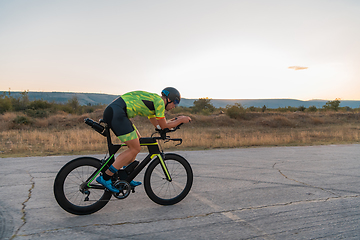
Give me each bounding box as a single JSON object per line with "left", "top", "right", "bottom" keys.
{"left": 104, "top": 126, "right": 121, "bottom": 156}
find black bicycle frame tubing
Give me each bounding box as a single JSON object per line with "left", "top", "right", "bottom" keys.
{"left": 125, "top": 153, "right": 172, "bottom": 182}
{"left": 84, "top": 125, "right": 121, "bottom": 188}
{"left": 83, "top": 134, "right": 174, "bottom": 186}
{"left": 125, "top": 139, "right": 172, "bottom": 182}
{"left": 125, "top": 154, "right": 153, "bottom": 182}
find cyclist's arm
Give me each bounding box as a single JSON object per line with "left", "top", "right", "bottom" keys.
{"left": 149, "top": 116, "right": 191, "bottom": 129}
{"left": 149, "top": 117, "right": 160, "bottom": 129}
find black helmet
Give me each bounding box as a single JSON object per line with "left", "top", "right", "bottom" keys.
{"left": 161, "top": 87, "right": 181, "bottom": 106}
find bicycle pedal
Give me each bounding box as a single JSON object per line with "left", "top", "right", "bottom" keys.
{"left": 131, "top": 187, "right": 135, "bottom": 193}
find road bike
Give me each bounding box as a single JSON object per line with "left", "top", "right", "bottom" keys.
{"left": 53, "top": 118, "right": 193, "bottom": 215}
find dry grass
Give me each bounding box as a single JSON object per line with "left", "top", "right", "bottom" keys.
{"left": 0, "top": 128, "right": 106, "bottom": 156}
{"left": 1, "top": 111, "right": 360, "bottom": 157}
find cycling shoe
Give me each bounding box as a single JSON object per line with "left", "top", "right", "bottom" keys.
{"left": 96, "top": 175, "right": 120, "bottom": 193}
{"left": 130, "top": 180, "right": 142, "bottom": 187}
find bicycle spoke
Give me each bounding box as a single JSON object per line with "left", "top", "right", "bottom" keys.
{"left": 149, "top": 159, "right": 187, "bottom": 200}
{"left": 63, "top": 165, "right": 106, "bottom": 207}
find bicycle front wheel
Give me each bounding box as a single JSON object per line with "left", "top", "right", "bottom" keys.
{"left": 53, "top": 157, "right": 112, "bottom": 215}
{"left": 144, "top": 153, "right": 193, "bottom": 205}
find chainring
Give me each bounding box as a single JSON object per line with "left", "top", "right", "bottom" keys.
{"left": 112, "top": 180, "right": 131, "bottom": 199}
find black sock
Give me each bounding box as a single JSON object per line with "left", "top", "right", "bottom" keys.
{"left": 103, "top": 172, "right": 112, "bottom": 181}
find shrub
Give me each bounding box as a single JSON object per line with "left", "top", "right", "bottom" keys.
{"left": 13, "top": 115, "right": 32, "bottom": 125}
{"left": 25, "top": 109, "right": 50, "bottom": 118}
{"left": 308, "top": 106, "right": 317, "bottom": 112}
{"left": 262, "top": 105, "right": 267, "bottom": 112}
{"left": 248, "top": 106, "right": 259, "bottom": 112}
{"left": 192, "top": 98, "right": 215, "bottom": 114}
{"left": 323, "top": 99, "right": 341, "bottom": 111}
{"left": 226, "top": 103, "right": 247, "bottom": 119}
{"left": 0, "top": 95, "right": 12, "bottom": 113}
{"left": 200, "top": 108, "right": 214, "bottom": 116}
{"left": 297, "top": 106, "right": 306, "bottom": 112}
{"left": 11, "top": 91, "right": 30, "bottom": 111}
{"left": 277, "top": 106, "right": 298, "bottom": 112}
{"left": 29, "top": 99, "right": 51, "bottom": 109}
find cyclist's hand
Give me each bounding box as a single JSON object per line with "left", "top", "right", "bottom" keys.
{"left": 178, "top": 116, "right": 191, "bottom": 124}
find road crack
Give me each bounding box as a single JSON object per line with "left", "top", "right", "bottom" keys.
{"left": 10, "top": 172, "right": 34, "bottom": 240}
{"left": 13, "top": 194, "right": 359, "bottom": 238}
{"left": 273, "top": 162, "right": 340, "bottom": 196}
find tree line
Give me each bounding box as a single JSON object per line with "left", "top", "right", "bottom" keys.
{"left": 172, "top": 98, "right": 358, "bottom": 119}
{"left": 0, "top": 91, "right": 357, "bottom": 119}
{"left": 0, "top": 91, "right": 102, "bottom": 116}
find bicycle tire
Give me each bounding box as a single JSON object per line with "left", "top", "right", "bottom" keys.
{"left": 53, "top": 157, "right": 112, "bottom": 215}
{"left": 144, "top": 153, "right": 193, "bottom": 205}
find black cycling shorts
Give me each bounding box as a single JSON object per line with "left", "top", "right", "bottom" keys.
{"left": 103, "top": 97, "right": 138, "bottom": 142}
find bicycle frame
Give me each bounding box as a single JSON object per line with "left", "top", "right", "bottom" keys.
{"left": 84, "top": 122, "right": 174, "bottom": 190}
{"left": 54, "top": 118, "right": 192, "bottom": 215}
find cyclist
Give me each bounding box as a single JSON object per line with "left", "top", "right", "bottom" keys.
{"left": 96, "top": 87, "right": 191, "bottom": 193}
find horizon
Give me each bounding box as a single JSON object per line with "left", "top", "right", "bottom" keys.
{"left": 2, "top": 90, "right": 359, "bottom": 101}
{"left": 1, "top": 1, "right": 359, "bottom": 100}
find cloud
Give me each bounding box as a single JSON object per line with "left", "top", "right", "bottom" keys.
{"left": 288, "top": 66, "right": 308, "bottom": 70}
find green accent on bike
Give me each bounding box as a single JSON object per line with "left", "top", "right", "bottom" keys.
{"left": 141, "top": 142, "right": 158, "bottom": 146}
{"left": 151, "top": 154, "right": 172, "bottom": 181}
{"left": 87, "top": 154, "right": 114, "bottom": 188}
{"left": 121, "top": 142, "right": 158, "bottom": 147}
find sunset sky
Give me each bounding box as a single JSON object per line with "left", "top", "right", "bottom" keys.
{"left": 1, "top": 0, "right": 359, "bottom": 100}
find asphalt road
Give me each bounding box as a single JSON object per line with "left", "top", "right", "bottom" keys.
{"left": 0, "top": 144, "right": 359, "bottom": 239}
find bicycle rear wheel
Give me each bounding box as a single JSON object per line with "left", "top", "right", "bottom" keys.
{"left": 53, "top": 157, "right": 112, "bottom": 215}
{"left": 144, "top": 153, "right": 193, "bottom": 205}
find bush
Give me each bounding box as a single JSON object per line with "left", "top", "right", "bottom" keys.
{"left": 192, "top": 98, "right": 215, "bottom": 114}
{"left": 29, "top": 99, "right": 51, "bottom": 110}
{"left": 297, "top": 106, "right": 306, "bottom": 112}
{"left": 323, "top": 99, "right": 341, "bottom": 111}
{"left": 226, "top": 103, "right": 247, "bottom": 120}
{"left": 13, "top": 115, "right": 32, "bottom": 125}
{"left": 262, "top": 105, "right": 267, "bottom": 112}
{"left": 10, "top": 91, "right": 30, "bottom": 111}
{"left": 0, "top": 95, "right": 12, "bottom": 113}
{"left": 248, "top": 106, "right": 260, "bottom": 112}
{"left": 276, "top": 106, "right": 298, "bottom": 112}
{"left": 25, "top": 109, "right": 50, "bottom": 118}
{"left": 307, "top": 106, "right": 317, "bottom": 112}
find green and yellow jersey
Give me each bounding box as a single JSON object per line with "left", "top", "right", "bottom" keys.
{"left": 121, "top": 91, "right": 165, "bottom": 119}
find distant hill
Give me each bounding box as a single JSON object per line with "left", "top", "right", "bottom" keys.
{"left": 5, "top": 91, "right": 118, "bottom": 106}
{"left": 4, "top": 91, "right": 360, "bottom": 109}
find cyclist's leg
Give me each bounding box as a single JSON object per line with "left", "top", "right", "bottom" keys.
{"left": 110, "top": 138, "right": 141, "bottom": 170}
{"left": 104, "top": 135, "right": 142, "bottom": 187}
{"left": 104, "top": 103, "right": 140, "bottom": 175}
{"left": 98, "top": 99, "right": 141, "bottom": 191}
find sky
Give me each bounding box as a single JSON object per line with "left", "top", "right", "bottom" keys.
{"left": 1, "top": 0, "right": 359, "bottom": 100}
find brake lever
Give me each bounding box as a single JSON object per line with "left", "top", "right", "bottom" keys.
{"left": 154, "top": 122, "right": 184, "bottom": 139}
{"left": 175, "top": 139, "right": 182, "bottom": 146}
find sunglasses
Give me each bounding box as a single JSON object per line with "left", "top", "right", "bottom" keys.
{"left": 173, "top": 99, "right": 180, "bottom": 106}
